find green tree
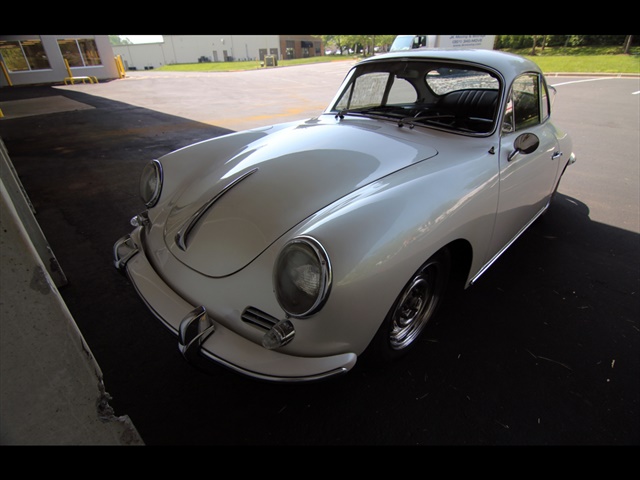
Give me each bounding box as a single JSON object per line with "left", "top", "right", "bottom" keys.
{"left": 319, "top": 35, "right": 397, "bottom": 55}
{"left": 496, "top": 34, "right": 638, "bottom": 50}
{"left": 319, "top": 35, "right": 350, "bottom": 54}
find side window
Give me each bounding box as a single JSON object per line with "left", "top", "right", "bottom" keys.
{"left": 335, "top": 72, "right": 390, "bottom": 110}
{"left": 334, "top": 72, "right": 416, "bottom": 110}
{"left": 387, "top": 77, "right": 417, "bottom": 104}
{"left": 502, "top": 74, "right": 541, "bottom": 133}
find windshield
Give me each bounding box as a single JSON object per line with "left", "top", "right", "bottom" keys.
{"left": 330, "top": 59, "right": 501, "bottom": 134}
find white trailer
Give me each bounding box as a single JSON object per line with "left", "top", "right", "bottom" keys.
{"left": 390, "top": 35, "right": 496, "bottom": 51}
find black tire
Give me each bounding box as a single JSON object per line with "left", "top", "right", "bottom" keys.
{"left": 364, "top": 248, "right": 451, "bottom": 365}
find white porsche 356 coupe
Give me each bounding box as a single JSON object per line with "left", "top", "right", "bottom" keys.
{"left": 114, "top": 49, "right": 575, "bottom": 382}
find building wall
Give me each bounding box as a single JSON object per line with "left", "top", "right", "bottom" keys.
{"left": 113, "top": 42, "right": 168, "bottom": 71}
{"left": 113, "top": 35, "right": 323, "bottom": 71}
{"left": 0, "top": 35, "right": 119, "bottom": 87}
{"left": 279, "top": 35, "right": 324, "bottom": 60}
{"left": 163, "top": 35, "right": 281, "bottom": 63}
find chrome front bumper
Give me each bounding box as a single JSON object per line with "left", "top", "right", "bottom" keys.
{"left": 113, "top": 228, "right": 356, "bottom": 382}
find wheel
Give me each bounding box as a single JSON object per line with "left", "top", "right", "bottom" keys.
{"left": 365, "top": 249, "right": 451, "bottom": 364}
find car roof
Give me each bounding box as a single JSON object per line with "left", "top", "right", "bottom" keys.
{"left": 359, "top": 49, "right": 542, "bottom": 82}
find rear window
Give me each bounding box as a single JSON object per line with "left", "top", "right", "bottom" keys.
{"left": 426, "top": 68, "right": 499, "bottom": 95}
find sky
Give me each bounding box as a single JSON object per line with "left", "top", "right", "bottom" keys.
{"left": 121, "top": 35, "right": 163, "bottom": 44}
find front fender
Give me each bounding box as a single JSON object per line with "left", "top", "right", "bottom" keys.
{"left": 288, "top": 146, "right": 500, "bottom": 355}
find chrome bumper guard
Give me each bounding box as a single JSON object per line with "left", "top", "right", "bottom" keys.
{"left": 113, "top": 234, "right": 139, "bottom": 270}
{"left": 178, "top": 306, "right": 216, "bottom": 363}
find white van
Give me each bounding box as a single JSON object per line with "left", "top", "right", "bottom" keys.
{"left": 389, "top": 35, "right": 430, "bottom": 51}
{"left": 390, "top": 35, "right": 496, "bottom": 51}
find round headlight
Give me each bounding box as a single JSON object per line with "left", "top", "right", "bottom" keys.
{"left": 139, "top": 159, "right": 163, "bottom": 208}
{"left": 274, "top": 236, "right": 332, "bottom": 318}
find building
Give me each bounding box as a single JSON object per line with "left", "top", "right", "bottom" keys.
{"left": 0, "top": 35, "right": 120, "bottom": 87}
{"left": 0, "top": 35, "right": 324, "bottom": 87}
{"left": 279, "top": 35, "right": 323, "bottom": 61}
{"left": 112, "top": 35, "right": 323, "bottom": 71}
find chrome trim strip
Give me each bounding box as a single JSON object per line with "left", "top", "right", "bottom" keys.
{"left": 198, "top": 348, "right": 351, "bottom": 383}
{"left": 274, "top": 235, "right": 333, "bottom": 319}
{"left": 242, "top": 306, "right": 280, "bottom": 331}
{"left": 175, "top": 168, "right": 258, "bottom": 251}
{"left": 143, "top": 159, "right": 163, "bottom": 208}
{"left": 469, "top": 202, "right": 549, "bottom": 286}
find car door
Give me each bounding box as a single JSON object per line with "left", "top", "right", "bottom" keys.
{"left": 487, "top": 73, "right": 561, "bottom": 259}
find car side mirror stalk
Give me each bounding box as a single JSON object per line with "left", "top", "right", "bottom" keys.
{"left": 508, "top": 132, "right": 540, "bottom": 161}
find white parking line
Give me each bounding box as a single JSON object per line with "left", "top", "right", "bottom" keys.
{"left": 550, "top": 77, "right": 615, "bottom": 87}
{"left": 551, "top": 77, "right": 640, "bottom": 95}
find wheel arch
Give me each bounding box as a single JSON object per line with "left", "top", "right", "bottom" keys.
{"left": 442, "top": 238, "right": 473, "bottom": 291}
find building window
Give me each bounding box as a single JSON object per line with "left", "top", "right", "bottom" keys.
{"left": 285, "top": 40, "right": 295, "bottom": 60}
{"left": 300, "top": 40, "right": 313, "bottom": 58}
{"left": 57, "top": 38, "right": 102, "bottom": 67}
{"left": 0, "top": 38, "right": 51, "bottom": 72}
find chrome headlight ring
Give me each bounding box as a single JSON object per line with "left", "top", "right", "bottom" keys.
{"left": 139, "top": 159, "right": 163, "bottom": 208}
{"left": 274, "top": 236, "right": 332, "bottom": 319}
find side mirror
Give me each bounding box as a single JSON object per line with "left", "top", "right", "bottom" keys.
{"left": 508, "top": 132, "right": 540, "bottom": 161}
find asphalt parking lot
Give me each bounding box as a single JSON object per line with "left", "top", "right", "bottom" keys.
{"left": 0, "top": 63, "right": 638, "bottom": 446}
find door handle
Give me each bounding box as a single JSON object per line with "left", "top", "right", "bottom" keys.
{"left": 552, "top": 151, "right": 563, "bottom": 160}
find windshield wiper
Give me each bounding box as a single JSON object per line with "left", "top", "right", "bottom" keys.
{"left": 335, "top": 106, "right": 395, "bottom": 120}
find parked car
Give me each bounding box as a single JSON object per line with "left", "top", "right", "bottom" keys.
{"left": 114, "top": 49, "right": 575, "bottom": 382}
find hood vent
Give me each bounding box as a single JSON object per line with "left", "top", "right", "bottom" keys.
{"left": 175, "top": 168, "right": 258, "bottom": 251}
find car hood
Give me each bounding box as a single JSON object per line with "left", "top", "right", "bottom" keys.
{"left": 161, "top": 119, "right": 439, "bottom": 277}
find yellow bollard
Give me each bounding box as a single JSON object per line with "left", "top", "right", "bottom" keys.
{"left": 64, "top": 58, "right": 73, "bottom": 77}
{"left": 1, "top": 61, "right": 12, "bottom": 87}
{"left": 115, "top": 55, "right": 126, "bottom": 79}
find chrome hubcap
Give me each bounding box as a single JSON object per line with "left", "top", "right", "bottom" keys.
{"left": 397, "top": 278, "right": 427, "bottom": 328}
{"left": 390, "top": 262, "right": 441, "bottom": 350}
